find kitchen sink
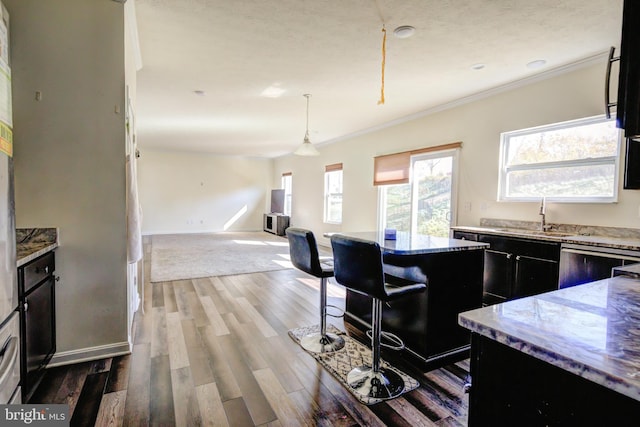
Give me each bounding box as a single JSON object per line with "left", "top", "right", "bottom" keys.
{"left": 523, "top": 230, "right": 576, "bottom": 237}
{"left": 491, "top": 228, "right": 576, "bottom": 238}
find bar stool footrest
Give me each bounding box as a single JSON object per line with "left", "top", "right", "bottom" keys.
{"left": 365, "top": 329, "right": 405, "bottom": 351}
{"left": 325, "top": 303, "right": 345, "bottom": 319}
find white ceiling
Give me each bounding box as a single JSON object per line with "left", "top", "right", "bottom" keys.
{"left": 133, "top": 0, "right": 624, "bottom": 158}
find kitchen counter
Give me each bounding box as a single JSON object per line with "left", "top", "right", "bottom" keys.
{"left": 452, "top": 218, "right": 640, "bottom": 251}
{"left": 459, "top": 275, "right": 640, "bottom": 402}
{"left": 331, "top": 231, "right": 486, "bottom": 368}
{"left": 16, "top": 228, "right": 58, "bottom": 267}
{"left": 328, "top": 231, "right": 488, "bottom": 255}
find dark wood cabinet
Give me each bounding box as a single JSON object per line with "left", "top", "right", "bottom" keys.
{"left": 468, "top": 334, "right": 640, "bottom": 426}
{"left": 558, "top": 244, "right": 640, "bottom": 289}
{"left": 615, "top": 0, "right": 640, "bottom": 139}
{"left": 453, "top": 231, "right": 560, "bottom": 305}
{"left": 513, "top": 254, "right": 559, "bottom": 298}
{"left": 17, "top": 251, "right": 56, "bottom": 403}
{"left": 482, "top": 248, "right": 512, "bottom": 303}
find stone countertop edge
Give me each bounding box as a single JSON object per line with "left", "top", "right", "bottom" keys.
{"left": 16, "top": 227, "right": 59, "bottom": 267}
{"left": 452, "top": 223, "right": 640, "bottom": 251}
{"left": 458, "top": 276, "right": 640, "bottom": 403}
{"left": 17, "top": 242, "right": 58, "bottom": 267}
{"left": 326, "top": 231, "right": 488, "bottom": 255}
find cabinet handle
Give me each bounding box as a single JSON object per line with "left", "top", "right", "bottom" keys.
{"left": 515, "top": 255, "right": 521, "bottom": 261}
{"left": 605, "top": 46, "right": 620, "bottom": 119}
{"left": 35, "top": 266, "right": 49, "bottom": 274}
{"left": 506, "top": 254, "right": 513, "bottom": 259}
{"left": 23, "top": 300, "right": 28, "bottom": 312}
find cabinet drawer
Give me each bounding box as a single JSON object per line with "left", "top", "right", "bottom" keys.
{"left": 21, "top": 252, "right": 55, "bottom": 294}
{"left": 453, "top": 231, "right": 478, "bottom": 241}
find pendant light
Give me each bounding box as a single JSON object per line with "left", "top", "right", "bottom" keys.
{"left": 294, "top": 94, "right": 320, "bottom": 156}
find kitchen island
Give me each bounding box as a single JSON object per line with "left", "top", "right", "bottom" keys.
{"left": 332, "top": 231, "right": 488, "bottom": 369}
{"left": 459, "top": 275, "right": 640, "bottom": 426}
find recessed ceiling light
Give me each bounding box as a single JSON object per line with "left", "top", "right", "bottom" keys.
{"left": 470, "top": 63, "right": 485, "bottom": 71}
{"left": 260, "top": 84, "right": 286, "bottom": 98}
{"left": 193, "top": 90, "right": 206, "bottom": 96}
{"left": 393, "top": 25, "right": 416, "bottom": 39}
{"left": 526, "top": 59, "right": 547, "bottom": 69}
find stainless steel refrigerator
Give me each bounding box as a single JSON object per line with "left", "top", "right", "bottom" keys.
{"left": 0, "top": 1, "right": 20, "bottom": 405}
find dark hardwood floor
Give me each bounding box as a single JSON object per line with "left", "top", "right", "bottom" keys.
{"left": 30, "top": 239, "right": 470, "bottom": 426}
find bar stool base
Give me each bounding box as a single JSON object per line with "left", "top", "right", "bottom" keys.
{"left": 300, "top": 332, "right": 345, "bottom": 353}
{"left": 347, "top": 365, "right": 404, "bottom": 399}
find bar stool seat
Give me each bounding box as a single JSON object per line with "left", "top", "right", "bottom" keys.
{"left": 287, "top": 228, "right": 345, "bottom": 353}
{"left": 330, "top": 234, "right": 427, "bottom": 400}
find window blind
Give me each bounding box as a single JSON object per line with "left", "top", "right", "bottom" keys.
{"left": 373, "top": 142, "right": 462, "bottom": 186}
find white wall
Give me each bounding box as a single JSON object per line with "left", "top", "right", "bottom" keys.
{"left": 138, "top": 149, "right": 272, "bottom": 234}
{"left": 7, "top": 0, "right": 129, "bottom": 359}
{"left": 273, "top": 60, "right": 640, "bottom": 247}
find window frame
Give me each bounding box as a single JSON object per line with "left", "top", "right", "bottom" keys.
{"left": 281, "top": 172, "right": 292, "bottom": 216}
{"left": 498, "top": 115, "right": 622, "bottom": 203}
{"left": 324, "top": 164, "right": 343, "bottom": 224}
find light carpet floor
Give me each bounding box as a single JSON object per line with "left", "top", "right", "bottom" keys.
{"left": 150, "top": 231, "right": 293, "bottom": 282}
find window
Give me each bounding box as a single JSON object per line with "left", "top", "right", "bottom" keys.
{"left": 324, "top": 163, "right": 343, "bottom": 224}
{"left": 281, "top": 172, "right": 292, "bottom": 216}
{"left": 378, "top": 146, "right": 459, "bottom": 238}
{"left": 499, "top": 116, "right": 621, "bottom": 202}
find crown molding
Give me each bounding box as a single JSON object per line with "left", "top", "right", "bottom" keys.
{"left": 318, "top": 50, "right": 611, "bottom": 148}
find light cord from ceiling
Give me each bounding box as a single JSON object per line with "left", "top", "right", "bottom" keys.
{"left": 294, "top": 94, "right": 319, "bottom": 156}
{"left": 378, "top": 25, "right": 386, "bottom": 105}
{"left": 304, "top": 93, "right": 311, "bottom": 141}
{"left": 373, "top": 0, "right": 387, "bottom": 105}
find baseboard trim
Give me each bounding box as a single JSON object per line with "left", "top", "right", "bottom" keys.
{"left": 48, "top": 341, "right": 132, "bottom": 368}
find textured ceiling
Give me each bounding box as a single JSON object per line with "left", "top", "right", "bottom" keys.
{"left": 133, "top": 0, "right": 624, "bottom": 158}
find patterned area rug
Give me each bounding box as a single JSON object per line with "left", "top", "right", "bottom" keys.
{"left": 288, "top": 324, "right": 419, "bottom": 405}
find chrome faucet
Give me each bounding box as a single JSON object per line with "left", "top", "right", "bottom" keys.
{"left": 539, "top": 197, "right": 552, "bottom": 231}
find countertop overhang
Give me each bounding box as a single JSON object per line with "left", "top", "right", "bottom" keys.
{"left": 459, "top": 275, "right": 640, "bottom": 402}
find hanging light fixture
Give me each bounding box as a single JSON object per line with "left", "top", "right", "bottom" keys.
{"left": 294, "top": 94, "right": 320, "bottom": 156}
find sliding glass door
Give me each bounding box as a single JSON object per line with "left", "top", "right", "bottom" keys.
{"left": 379, "top": 149, "right": 458, "bottom": 237}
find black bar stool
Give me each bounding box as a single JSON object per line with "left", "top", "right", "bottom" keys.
{"left": 330, "top": 234, "right": 427, "bottom": 400}
{"left": 286, "top": 228, "right": 345, "bottom": 353}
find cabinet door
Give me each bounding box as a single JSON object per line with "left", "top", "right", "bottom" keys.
{"left": 23, "top": 278, "right": 55, "bottom": 401}
{"left": 483, "top": 249, "right": 513, "bottom": 300}
{"left": 513, "top": 255, "right": 558, "bottom": 299}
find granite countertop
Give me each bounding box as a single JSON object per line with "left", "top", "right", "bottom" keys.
{"left": 328, "top": 231, "right": 488, "bottom": 255}
{"left": 452, "top": 218, "right": 640, "bottom": 251}
{"left": 16, "top": 228, "right": 58, "bottom": 267}
{"left": 459, "top": 275, "right": 640, "bottom": 402}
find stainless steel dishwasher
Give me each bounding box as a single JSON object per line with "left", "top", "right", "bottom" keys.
{"left": 558, "top": 243, "right": 640, "bottom": 289}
